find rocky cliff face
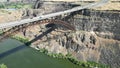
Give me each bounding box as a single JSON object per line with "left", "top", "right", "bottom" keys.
{"left": 67, "top": 9, "right": 120, "bottom": 40}
{"left": 16, "top": 2, "right": 120, "bottom": 68}
{"left": 64, "top": 10, "right": 120, "bottom": 68}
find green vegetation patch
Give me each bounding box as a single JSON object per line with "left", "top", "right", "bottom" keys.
{"left": 11, "top": 35, "right": 29, "bottom": 43}
{"left": 0, "top": 2, "right": 33, "bottom": 9}
{"left": 0, "top": 30, "right": 4, "bottom": 35}
{"left": 0, "top": 64, "right": 7, "bottom": 68}
{"left": 39, "top": 48, "right": 110, "bottom": 68}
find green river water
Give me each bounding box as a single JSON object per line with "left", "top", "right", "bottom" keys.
{"left": 0, "top": 39, "right": 80, "bottom": 68}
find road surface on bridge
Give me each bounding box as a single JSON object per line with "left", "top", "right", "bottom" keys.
{"left": 0, "top": 0, "right": 109, "bottom": 29}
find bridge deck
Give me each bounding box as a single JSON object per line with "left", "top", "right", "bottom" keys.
{"left": 0, "top": 0, "right": 109, "bottom": 29}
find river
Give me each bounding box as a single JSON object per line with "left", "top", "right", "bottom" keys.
{"left": 0, "top": 39, "right": 80, "bottom": 68}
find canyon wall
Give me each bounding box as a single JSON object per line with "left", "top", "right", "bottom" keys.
{"left": 15, "top": 2, "right": 120, "bottom": 68}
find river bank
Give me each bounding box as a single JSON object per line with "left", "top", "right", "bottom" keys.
{"left": 39, "top": 48, "right": 109, "bottom": 68}
{"left": 10, "top": 35, "right": 109, "bottom": 68}
{"left": 0, "top": 1, "right": 120, "bottom": 68}
{"left": 0, "top": 39, "right": 81, "bottom": 68}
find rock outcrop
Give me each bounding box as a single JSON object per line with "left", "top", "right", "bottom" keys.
{"left": 15, "top": 1, "right": 120, "bottom": 68}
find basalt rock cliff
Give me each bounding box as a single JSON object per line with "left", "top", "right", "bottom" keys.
{"left": 16, "top": 1, "right": 120, "bottom": 68}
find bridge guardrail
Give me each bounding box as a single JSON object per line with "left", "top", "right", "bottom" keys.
{"left": 0, "top": 0, "right": 109, "bottom": 29}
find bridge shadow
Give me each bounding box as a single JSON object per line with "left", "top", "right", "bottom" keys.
{"left": 0, "top": 26, "right": 55, "bottom": 59}
{"left": 25, "top": 25, "right": 56, "bottom": 45}
{"left": 0, "top": 45, "right": 27, "bottom": 59}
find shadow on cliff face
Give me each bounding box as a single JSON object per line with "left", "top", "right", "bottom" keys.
{"left": 26, "top": 25, "right": 55, "bottom": 45}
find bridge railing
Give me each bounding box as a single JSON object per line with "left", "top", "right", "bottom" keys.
{"left": 0, "top": 0, "right": 109, "bottom": 29}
